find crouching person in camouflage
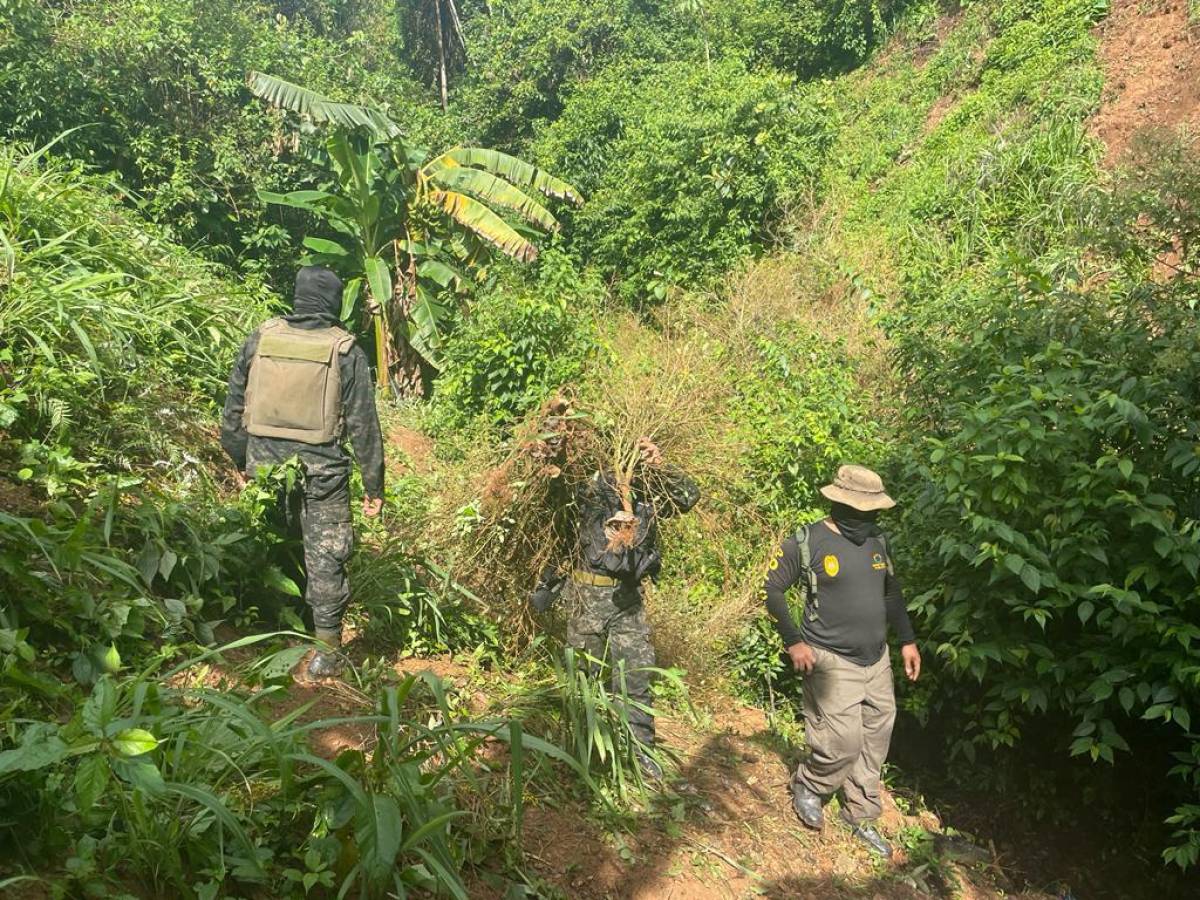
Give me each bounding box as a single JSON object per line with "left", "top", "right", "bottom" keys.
{"left": 220, "top": 266, "right": 385, "bottom": 678}
{"left": 530, "top": 436, "right": 699, "bottom": 779}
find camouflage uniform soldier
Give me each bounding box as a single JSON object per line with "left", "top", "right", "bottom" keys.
{"left": 220, "top": 266, "right": 385, "bottom": 678}
{"left": 531, "top": 438, "right": 699, "bottom": 776}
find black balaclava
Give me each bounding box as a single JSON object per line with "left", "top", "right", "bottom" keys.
{"left": 829, "top": 501, "right": 881, "bottom": 546}
{"left": 291, "top": 266, "right": 343, "bottom": 324}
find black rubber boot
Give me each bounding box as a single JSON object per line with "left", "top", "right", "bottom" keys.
{"left": 635, "top": 749, "right": 664, "bottom": 782}
{"left": 307, "top": 628, "right": 345, "bottom": 679}
{"left": 791, "top": 779, "right": 825, "bottom": 830}
{"left": 839, "top": 807, "right": 893, "bottom": 859}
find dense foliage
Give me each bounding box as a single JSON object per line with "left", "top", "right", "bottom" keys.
{"left": 3, "top": 0, "right": 1199, "bottom": 893}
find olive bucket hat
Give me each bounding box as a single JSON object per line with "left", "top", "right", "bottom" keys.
{"left": 819, "top": 464, "right": 896, "bottom": 512}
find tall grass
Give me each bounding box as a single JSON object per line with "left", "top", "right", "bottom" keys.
{"left": 0, "top": 636, "right": 581, "bottom": 897}
{"left": 0, "top": 138, "right": 272, "bottom": 481}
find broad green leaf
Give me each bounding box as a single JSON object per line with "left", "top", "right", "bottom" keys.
{"left": 340, "top": 276, "right": 362, "bottom": 324}
{"left": 1019, "top": 564, "right": 1040, "bottom": 593}
{"left": 357, "top": 795, "right": 404, "bottom": 885}
{"left": 407, "top": 285, "right": 450, "bottom": 369}
{"left": 426, "top": 163, "right": 559, "bottom": 231}
{"left": 440, "top": 147, "right": 582, "bottom": 205}
{"left": 364, "top": 255, "right": 392, "bottom": 312}
{"left": 0, "top": 728, "right": 68, "bottom": 774}
{"left": 246, "top": 72, "right": 401, "bottom": 139}
{"left": 303, "top": 237, "right": 349, "bottom": 256}
{"left": 416, "top": 259, "right": 466, "bottom": 289}
{"left": 74, "top": 753, "right": 110, "bottom": 813}
{"left": 112, "top": 728, "right": 158, "bottom": 757}
{"left": 1119, "top": 687, "right": 1135, "bottom": 713}
{"left": 258, "top": 189, "right": 336, "bottom": 212}
{"left": 425, "top": 190, "right": 538, "bottom": 262}
{"left": 263, "top": 566, "right": 302, "bottom": 597}
{"left": 82, "top": 677, "right": 117, "bottom": 735}
{"left": 112, "top": 757, "right": 166, "bottom": 796}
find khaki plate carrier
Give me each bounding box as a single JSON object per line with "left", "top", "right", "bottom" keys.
{"left": 244, "top": 318, "right": 356, "bottom": 444}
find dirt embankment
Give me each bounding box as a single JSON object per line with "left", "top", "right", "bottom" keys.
{"left": 1091, "top": 0, "right": 1200, "bottom": 164}
{"left": 519, "top": 706, "right": 1045, "bottom": 900}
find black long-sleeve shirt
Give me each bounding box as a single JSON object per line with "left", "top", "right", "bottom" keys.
{"left": 219, "top": 314, "right": 385, "bottom": 498}
{"left": 762, "top": 520, "right": 915, "bottom": 666}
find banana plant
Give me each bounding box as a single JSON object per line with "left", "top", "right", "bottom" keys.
{"left": 248, "top": 72, "right": 582, "bottom": 396}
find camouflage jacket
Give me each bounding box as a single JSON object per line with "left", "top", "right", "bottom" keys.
{"left": 532, "top": 466, "right": 699, "bottom": 608}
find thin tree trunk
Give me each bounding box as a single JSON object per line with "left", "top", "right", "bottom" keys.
{"left": 389, "top": 241, "right": 426, "bottom": 397}
{"left": 371, "top": 308, "right": 391, "bottom": 394}
{"left": 435, "top": 0, "right": 449, "bottom": 113}
{"left": 391, "top": 336, "right": 425, "bottom": 397}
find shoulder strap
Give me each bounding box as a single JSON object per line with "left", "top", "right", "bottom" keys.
{"left": 877, "top": 532, "right": 895, "bottom": 576}
{"left": 794, "top": 523, "right": 820, "bottom": 613}
{"left": 329, "top": 326, "right": 356, "bottom": 355}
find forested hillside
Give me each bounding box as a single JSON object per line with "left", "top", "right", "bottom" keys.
{"left": 1, "top": 1, "right": 1198, "bottom": 897}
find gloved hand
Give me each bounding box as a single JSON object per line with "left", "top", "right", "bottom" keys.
{"left": 529, "top": 585, "right": 558, "bottom": 613}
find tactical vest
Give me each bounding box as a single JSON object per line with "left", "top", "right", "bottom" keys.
{"left": 243, "top": 318, "right": 355, "bottom": 444}
{"left": 790, "top": 522, "right": 893, "bottom": 625}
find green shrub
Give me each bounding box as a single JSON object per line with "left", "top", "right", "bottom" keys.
{"left": 733, "top": 329, "right": 884, "bottom": 526}
{"left": 0, "top": 0, "right": 447, "bottom": 276}
{"left": 536, "top": 58, "right": 835, "bottom": 301}
{"left": 0, "top": 651, "right": 562, "bottom": 897}
{"left": 893, "top": 139, "right": 1200, "bottom": 867}
{"left": 430, "top": 251, "right": 601, "bottom": 430}
{"left": 0, "top": 142, "right": 272, "bottom": 477}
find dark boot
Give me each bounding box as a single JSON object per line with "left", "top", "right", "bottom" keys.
{"left": 839, "top": 807, "right": 892, "bottom": 859}
{"left": 791, "top": 779, "right": 825, "bottom": 830}
{"left": 307, "top": 628, "right": 345, "bottom": 679}
{"left": 635, "top": 748, "right": 664, "bottom": 782}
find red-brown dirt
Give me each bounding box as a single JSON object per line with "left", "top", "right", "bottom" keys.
{"left": 173, "top": 639, "right": 1048, "bottom": 898}
{"left": 520, "top": 707, "right": 1041, "bottom": 900}
{"left": 1091, "top": 0, "right": 1200, "bottom": 164}
{"left": 387, "top": 424, "right": 435, "bottom": 474}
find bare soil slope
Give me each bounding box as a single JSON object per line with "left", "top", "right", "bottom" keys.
{"left": 1091, "top": 0, "right": 1200, "bottom": 163}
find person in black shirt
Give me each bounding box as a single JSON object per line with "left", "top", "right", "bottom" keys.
{"left": 761, "top": 465, "right": 920, "bottom": 858}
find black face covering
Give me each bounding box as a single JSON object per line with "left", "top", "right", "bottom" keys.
{"left": 829, "top": 501, "right": 881, "bottom": 546}
{"left": 291, "top": 266, "right": 343, "bottom": 324}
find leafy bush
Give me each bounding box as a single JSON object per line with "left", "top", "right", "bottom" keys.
{"left": 0, "top": 142, "right": 272, "bottom": 478}
{"left": 0, "top": 0, "right": 448, "bottom": 276}
{"left": 536, "top": 58, "right": 834, "bottom": 301}
{"left": 894, "top": 133, "right": 1200, "bottom": 868}
{"left": 430, "top": 251, "right": 601, "bottom": 429}
{"left": 0, "top": 649, "right": 561, "bottom": 897}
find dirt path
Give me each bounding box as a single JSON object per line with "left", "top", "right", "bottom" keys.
{"left": 1091, "top": 0, "right": 1200, "bottom": 164}
{"left": 520, "top": 706, "right": 1043, "bottom": 900}
{"left": 181, "top": 639, "right": 1042, "bottom": 898}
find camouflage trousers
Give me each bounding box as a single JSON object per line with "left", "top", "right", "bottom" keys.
{"left": 247, "top": 444, "right": 354, "bottom": 634}
{"left": 565, "top": 579, "right": 657, "bottom": 747}
{"left": 298, "top": 488, "right": 353, "bottom": 633}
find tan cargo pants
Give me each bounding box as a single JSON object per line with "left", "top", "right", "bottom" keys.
{"left": 794, "top": 643, "right": 896, "bottom": 822}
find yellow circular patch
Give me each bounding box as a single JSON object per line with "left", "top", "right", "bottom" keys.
{"left": 823, "top": 554, "right": 840, "bottom": 577}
